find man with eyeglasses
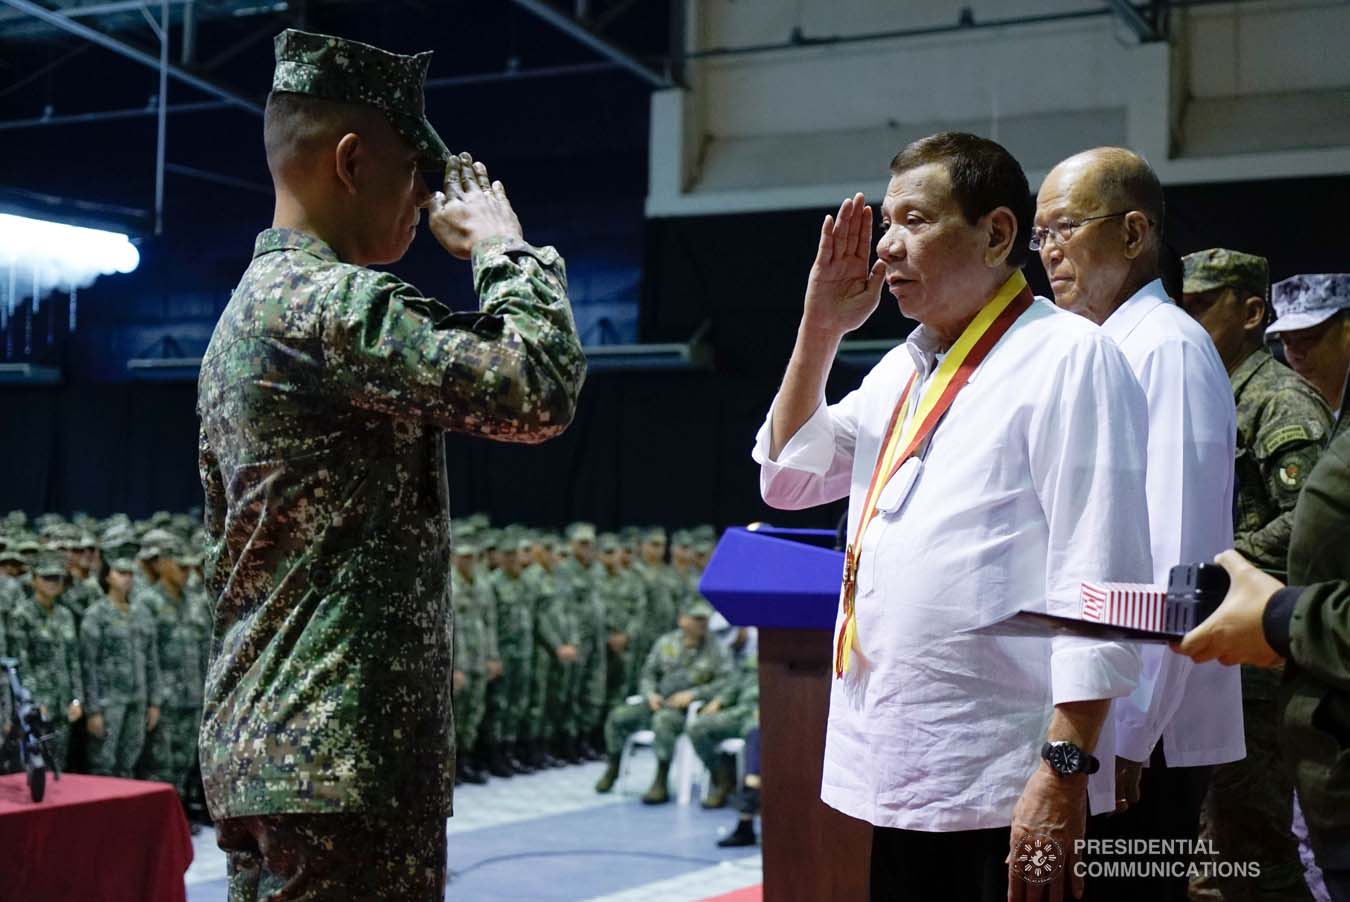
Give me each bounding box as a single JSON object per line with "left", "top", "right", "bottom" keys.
{"left": 1268, "top": 274, "right": 1350, "bottom": 421}
{"left": 1036, "top": 148, "right": 1242, "bottom": 901}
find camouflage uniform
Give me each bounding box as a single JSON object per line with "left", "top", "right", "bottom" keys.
{"left": 8, "top": 588, "right": 82, "bottom": 769}
{"left": 451, "top": 563, "right": 494, "bottom": 760}
{"left": 1184, "top": 250, "right": 1328, "bottom": 902}
{"left": 556, "top": 531, "right": 606, "bottom": 745}
{"left": 196, "top": 29, "right": 583, "bottom": 902}
{"left": 80, "top": 589, "right": 161, "bottom": 777}
{"left": 594, "top": 535, "right": 647, "bottom": 706}
{"left": 140, "top": 580, "right": 211, "bottom": 799}
{"left": 485, "top": 558, "right": 534, "bottom": 749}
{"left": 524, "top": 556, "right": 579, "bottom": 750}
{"left": 604, "top": 620, "right": 731, "bottom": 762}
{"left": 687, "top": 653, "right": 759, "bottom": 772}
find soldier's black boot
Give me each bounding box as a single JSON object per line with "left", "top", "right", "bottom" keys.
{"left": 487, "top": 741, "right": 515, "bottom": 778}
{"left": 717, "top": 817, "right": 757, "bottom": 848}
{"left": 561, "top": 734, "right": 582, "bottom": 765}
{"left": 702, "top": 755, "right": 737, "bottom": 809}
{"left": 509, "top": 740, "right": 535, "bottom": 773}
{"left": 641, "top": 760, "right": 671, "bottom": 805}
{"left": 594, "top": 754, "right": 621, "bottom": 793}
{"left": 461, "top": 757, "right": 488, "bottom": 785}
{"left": 577, "top": 738, "right": 600, "bottom": 761}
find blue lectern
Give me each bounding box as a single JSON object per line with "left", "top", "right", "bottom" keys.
{"left": 700, "top": 527, "right": 871, "bottom": 902}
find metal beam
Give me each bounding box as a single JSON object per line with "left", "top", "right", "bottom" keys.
{"left": 0, "top": 0, "right": 262, "bottom": 115}
{"left": 1104, "top": 0, "right": 1162, "bottom": 42}
{"left": 508, "top": 0, "right": 668, "bottom": 88}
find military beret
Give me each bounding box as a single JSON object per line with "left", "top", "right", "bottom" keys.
{"left": 1268, "top": 274, "right": 1350, "bottom": 336}
{"left": 272, "top": 29, "right": 450, "bottom": 168}
{"left": 1182, "top": 249, "right": 1268, "bottom": 301}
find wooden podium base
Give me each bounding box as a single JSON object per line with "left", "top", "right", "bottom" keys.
{"left": 759, "top": 627, "right": 872, "bottom": 902}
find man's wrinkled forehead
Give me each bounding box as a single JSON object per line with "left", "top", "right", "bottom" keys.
{"left": 883, "top": 162, "right": 951, "bottom": 213}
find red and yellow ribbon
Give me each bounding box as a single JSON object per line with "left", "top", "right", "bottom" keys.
{"left": 835, "top": 271, "right": 1034, "bottom": 677}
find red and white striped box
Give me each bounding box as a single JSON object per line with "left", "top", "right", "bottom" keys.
{"left": 1080, "top": 582, "right": 1168, "bottom": 632}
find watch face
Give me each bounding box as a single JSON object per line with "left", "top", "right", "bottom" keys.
{"left": 1051, "top": 743, "right": 1080, "bottom": 774}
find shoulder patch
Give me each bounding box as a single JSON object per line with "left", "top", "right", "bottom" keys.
{"left": 1263, "top": 424, "right": 1312, "bottom": 457}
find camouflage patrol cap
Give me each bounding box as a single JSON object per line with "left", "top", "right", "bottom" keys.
{"left": 33, "top": 552, "right": 67, "bottom": 578}
{"left": 479, "top": 529, "right": 500, "bottom": 551}
{"left": 1268, "top": 274, "right": 1350, "bottom": 336}
{"left": 453, "top": 539, "right": 480, "bottom": 556}
{"left": 597, "top": 533, "right": 620, "bottom": 554}
{"left": 671, "top": 530, "right": 692, "bottom": 548}
{"left": 683, "top": 598, "right": 715, "bottom": 619}
{"left": 272, "top": 29, "right": 450, "bottom": 168}
{"left": 643, "top": 527, "right": 667, "bottom": 544}
{"left": 1182, "top": 248, "right": 1269, "bottom": 302}
{"left": 0, "top": 548, "right": 24, "bottom": 566}
{"left": 15, "top": 540, "right": 39, "bottom": 558}
{"left": 108, "top": 557, "right": 138, "bottom": 573}
{"left": 567, "top": 522, "right": 596, "bottom": 543}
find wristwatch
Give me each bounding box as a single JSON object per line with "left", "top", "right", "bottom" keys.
{"left": 1041, "top": 740, "right": 1100, "bottom": 776}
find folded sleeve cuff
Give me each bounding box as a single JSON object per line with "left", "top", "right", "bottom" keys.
{"left": 1050, "top": 637, "right": 1142, "bottom": 705}
{"left": 751, "top": 398, "right": 836, "bottom": 476}
{"left": 1263, "top": 586, "right": 1302, "bottom": 661}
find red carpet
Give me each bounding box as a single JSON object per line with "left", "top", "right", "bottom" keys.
{"left": 701, "top": 886, "right": 763, "bottom": 902}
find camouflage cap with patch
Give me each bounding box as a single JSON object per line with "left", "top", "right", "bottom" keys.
{"left": 33, "top": 552, "right": 67, "bottom": 578}
{"left": 1268, "top": 274, "right": 1350, "bottom": 336}
{"left": 1182, "top": 248, "right": 1268, "bottom": 301}
{"left": 272, "top": 28, "right": 450, "bottom": 168}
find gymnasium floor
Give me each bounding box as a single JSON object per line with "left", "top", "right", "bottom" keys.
{"left": 184, "top": 756, "right": 764, "bottom": 902}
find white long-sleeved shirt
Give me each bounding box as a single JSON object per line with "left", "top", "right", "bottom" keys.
{"left": 753, "top": 291, "right": 1152, "bottom": 830}
{"left": 1100, "top": 280, "right": 1245, "bottom": 767}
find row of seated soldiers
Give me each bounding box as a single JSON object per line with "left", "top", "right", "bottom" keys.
{"left": 448, "top": 519, "right": 758, "bottom": 807}
{"left": 0, "top": 511, "right": 211, "bottom": 828}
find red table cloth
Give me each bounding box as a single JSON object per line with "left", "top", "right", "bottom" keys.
{"left": 0, "top": 773, "right": 193, "bottom": 902}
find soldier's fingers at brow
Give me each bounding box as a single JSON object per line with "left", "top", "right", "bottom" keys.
{"left": 443, "top": 158, "right": 464, "bottom": 196}
{"left": 492, "top": 180, "right": 509, "bottom": 204}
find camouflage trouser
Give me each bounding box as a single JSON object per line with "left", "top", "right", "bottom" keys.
{"left": 452, "top": 672, "right": 486, "bottom": 754}
{"left": 143, "top": 705, "right": 201, "bottom": 799}
{"left": 606, "top": 646, "right": 631, "bottom": 710}
{"left": 604, "top": 701, "right": 685, "bottom": 762}
{"left": 687, "top": 709, "right": 755, "bottom": 772}
{"left": 1191, "top": 665, "right": 1313, "bottom": 902}
{"left": 218, "top": 811, "right": 446, "bottom": 901}
{"left": 87, "top": 701, "right": 147, "bottom": 777}
{"left": 528, "top": 647, "right": 578, "bottom": 743}
{"left": 487, "top": 634, "right": 532, "bottom": 745}
{"left": 566, "top": 607, "right": 608, "bottom": 738}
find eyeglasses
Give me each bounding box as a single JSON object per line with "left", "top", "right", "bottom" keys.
{"left": 1029, "top": 211, "right": 1130, "bottom": 252}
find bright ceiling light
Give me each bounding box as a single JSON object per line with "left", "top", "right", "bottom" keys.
{"left": 0, "top": 212, "right": 140, "bottom": 304}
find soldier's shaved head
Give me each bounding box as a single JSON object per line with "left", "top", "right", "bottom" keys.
{"left": 263, "top": 91, "right": 394, "bottom": 182}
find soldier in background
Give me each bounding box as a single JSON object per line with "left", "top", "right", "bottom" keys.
{"left": 523, "top": 534, "right": 579, "bottom": 767}
{"left": 688, "top": 652, "right": 759, "bottom": 809}
{"left": 80, "top": 557, "right": 161, "bottom": 778}
{"left": 1268, "top": 275, "right": 1350, "bottom": 418}
{"left": 595, "top": 599, "right": 730, "bottom": 805}
{"left": 451, "top": 541, "right": 494, "bottom": 785}
{"left": 560, "top": 523, "right": 607, "bottom": 761}
{"left": 630, "top": 528, "right": 678, "bottom": 706}
{"left": 482, "top": 533, "right": 535, "bottom": 776}
{"left": 7, "top": 553, "right": 82, "bottom": 769}
{"left": 1181, "top": 250, "right": 1331, "bottom": 902}
{"left": 139, "top": 535, "right": 211, "bottom": 826}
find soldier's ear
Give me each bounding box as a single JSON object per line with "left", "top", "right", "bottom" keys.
{"left": 334, "top": 132, "right": 361, "bottom": 195}
{"left": 1242, "top": 295, "right": 1266, "bottom": 333}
